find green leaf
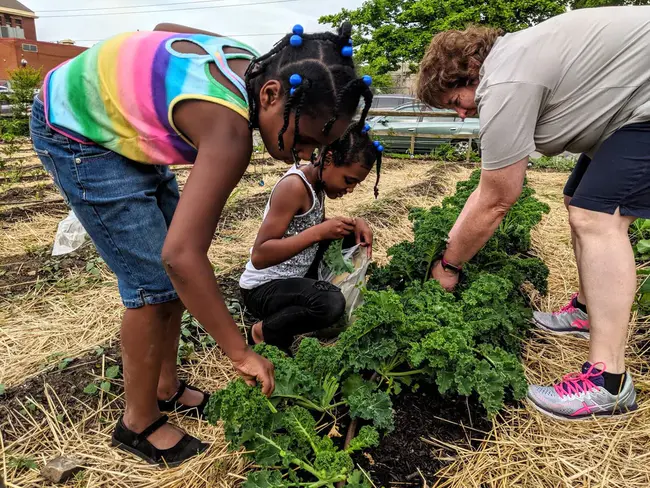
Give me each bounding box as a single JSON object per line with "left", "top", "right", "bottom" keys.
{"left": 94, "top": 346, "right": 105, "bottom": 356}
{"left": 58, "top": 358, "right": 73, "bottom": 370}
{"left": 7, "top": 456, "right": 38, "bottom": 471}
{"left": 0, "top": 384, "right": 5, "bottom": 396}
{"left": 347, "top": 426, "right": 380, "bottom": 453}
{"left": 637, "top": 239, "right": 650, "bottom": 256}
{"left": 105, "top": 365, "right": 120, "bottom": 379}
{"left": 346, "top": 381, "right": 394, "bottom": 431}
{"left": 324, "top": 239, "right": 354, "bottom": 275}
{"left": 243, "top": 470, "right": 290, "bottom": 488}
{"left": 345, "top": 470, "right": 372, "bottom": 488}
{"left": 100, "top": 381, "right": 111, "bottom": 393}
{"left": 83, "top": 383, "right": 98, "bottom": 395}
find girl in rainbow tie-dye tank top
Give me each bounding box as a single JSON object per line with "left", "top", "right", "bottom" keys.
{"left": 30, "top": 21, "right": 374, "bottom": 467}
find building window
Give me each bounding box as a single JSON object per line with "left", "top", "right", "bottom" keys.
{"left": 15, "top": 18, "right": 22, "bottom": 29}
{"left": 22, "top": 43, "right": 38, "bottom": 52}
{"left": 4, "top": 14, "right": 12, "bottom": 26}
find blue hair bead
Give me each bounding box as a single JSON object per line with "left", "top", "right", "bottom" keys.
{"left": 378, "top": 144, "right": 384, "bottom": 152}
{"left": 289, "top": 73, "right": 302, "bottom": 86}
{"left": 292, "top": 24, "right": 304, "bottom": 36}
{"left": 361, "top": 123, "right": 371, "bottom": 134}
{"left": 290, "top": 87, "right": 296, "bottom": 96}
{"left": 290, "top": 34, "right": 303, "bottom": 47}
{"left": 373, "top": 140, "right": 380, "bottom": 148}
{"left": 362, "top": 75, "right": 372, "bottom": 86}
{"left": 341, "top": 45, "right": 353, "bottom": 57}
{"left": 348, "top": 39, "right": 353, "bottom": 46}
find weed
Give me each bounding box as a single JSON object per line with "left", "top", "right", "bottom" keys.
{"left": 7, "top": 456, "right": 38, "bottom": 472}
{"left": 530, "top": 155, "right": 577, "bottom": 172}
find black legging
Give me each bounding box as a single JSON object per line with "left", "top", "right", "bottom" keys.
{"left": 240, "top": 234, "right": 356, "bottom": 349}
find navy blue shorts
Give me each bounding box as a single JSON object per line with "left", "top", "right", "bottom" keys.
{"left": 564, "top": 122, "right": 650, "bottom": 218}
{"left": 30, "top": 97, "right": 180, "bottom": 309}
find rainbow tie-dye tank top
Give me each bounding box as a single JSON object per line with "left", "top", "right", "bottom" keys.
{"left": 43, "top": 32, "right": 259, "bottom": 165}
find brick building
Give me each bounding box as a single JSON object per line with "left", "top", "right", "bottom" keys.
{"left": 0, "top": 1, "right": 87, "bottom": 84}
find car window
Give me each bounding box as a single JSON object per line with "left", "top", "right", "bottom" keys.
{"left": 376, "top": 98, "right": 399, "bottom": 109}
{"left": 385, "top": 115, "right": 419, "bottom": 123}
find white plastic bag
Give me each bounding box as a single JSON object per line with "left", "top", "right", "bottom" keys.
{"left": 318, "top": 244, "right": 370, "bottom": 322}
{"left": 52, "top": 210, "right": 88, "bottom": 256}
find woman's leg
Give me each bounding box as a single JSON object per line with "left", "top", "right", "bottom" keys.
{"left": 569, "top": 206, "right": 636, "bottom": 373}
{"left": 527, "top": 124, "right": 649, "bottom": 420}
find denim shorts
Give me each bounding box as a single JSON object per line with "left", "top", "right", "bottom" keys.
{"left": 30, "top": 97, "right": 180, "bottom": 308}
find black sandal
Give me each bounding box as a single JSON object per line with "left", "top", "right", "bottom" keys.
{"left": 111, "top": 415, "right": 207, "bottom": 468}
{"left": 157, "top": 381, "right": 210, "bottom": 419}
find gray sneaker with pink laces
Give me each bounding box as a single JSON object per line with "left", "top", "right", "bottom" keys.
{"left": 533, "top": 293, "right": 589, "bottom": 339}
{"left": 527, "top": 362, "right": 638, "bottom": 421}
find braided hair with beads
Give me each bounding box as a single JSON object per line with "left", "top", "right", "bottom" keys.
{"left": 244, "top": 22, "right": 374, "bottom": 159}
{"left": 317, "top": 122, "right": 383, "bottom": 198}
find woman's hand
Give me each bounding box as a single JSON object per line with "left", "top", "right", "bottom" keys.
{"left": 354, "top": 218, "right": 373, "bottom": 258}
{"left": 430, "top": 260, "right": 460, "bottom": 291}
{"left": 231, "top": 348, "right": 276, "bottom": 397}
{"left": 316, "top": 216, "right": 356, "bottom": 240}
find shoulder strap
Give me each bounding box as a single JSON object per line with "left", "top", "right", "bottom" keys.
{"left": 189, "top": 35, "right": 259, "bottom": 103}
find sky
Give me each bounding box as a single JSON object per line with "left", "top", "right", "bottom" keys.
{"left": 24, "top": 0, "right": 366, "bottom": 51}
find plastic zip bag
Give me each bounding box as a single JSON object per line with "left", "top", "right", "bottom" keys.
{"left": 318, "top": 244, "right": 370, "bottom": 322}
{"left": 52, "top": 210, "right": 88, "bottom": 256}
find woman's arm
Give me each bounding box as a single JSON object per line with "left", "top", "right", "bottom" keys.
{"left": 250, "top": 177, "right": 355, "bottom": 269}
{"left": 154, "top": 23, "right": 222, "bottom": 37}
{"left": 163, "top": 101, "right": 274, "bottom": 394}
{"left": 431, "top": 158, "right": 528, "bottom": 289}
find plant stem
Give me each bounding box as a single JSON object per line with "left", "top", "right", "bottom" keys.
{"left": 272, "top": 394, "right": 325, "bottom": 413}
{"left": 383, "top": 368, "right": 428, "bottom": 378}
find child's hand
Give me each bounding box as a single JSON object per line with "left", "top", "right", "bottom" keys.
{"left": 355, "top": 218, "right": 373, "bottom": 258}
{"left": 232, "top": 349, "right": 275, "bottom": 396}
{"left": 317, "top": 217, "right": 356, "bottom": 240}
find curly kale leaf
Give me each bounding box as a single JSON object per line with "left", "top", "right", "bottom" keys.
{"left": 343, "top": 378, "right": 394, "bottom": 431}
{"left": 337, "top": 290, "right": 404, "bottom": 372}
{"left": 324, "top": 239, "right": 354, "bottom": 275}
{"left": 294, "top": 337, "right": 342, "bottom": 384}
{"left": 244, "top": 470, "right": 290, "bottom": 488}
{"left": 345, "top": 470, "right": 373, "bottom": 488}
{"left": 205, "top": 379, "right": 278, "bottom": 446}
{"left": 347, "top": 426, "right": 380, "bottom": 453}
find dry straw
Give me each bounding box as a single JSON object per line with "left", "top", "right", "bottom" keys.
{"left": 430, "top": 171, "right": 650, "bottom": 488}
{"left": 1, "top": 158, "right": 471, "bottom": 488}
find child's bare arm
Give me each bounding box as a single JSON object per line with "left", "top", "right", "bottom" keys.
{"left": 163, "top": 101, "right": 274, "bottom": 395}
{"left": 251, "top": 177, "right": 355, "bottom": 269}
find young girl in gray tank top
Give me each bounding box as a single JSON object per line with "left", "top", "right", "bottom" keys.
{"left": 240, "top": 128, "right": 383, "bottom": 350}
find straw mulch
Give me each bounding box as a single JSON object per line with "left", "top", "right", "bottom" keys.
{"left": 1, "top": 349, "right": 248, "bottom": 488}
{"left": 1, "top": 158, "right": 471, "bottom": 488}
{"left": 432, "top": 170, "right": 650, "bottom": 488}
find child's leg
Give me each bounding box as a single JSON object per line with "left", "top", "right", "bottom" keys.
{"left": 121, "top": 304, "right": 184, "bottom": 448}
{"left": 30, "top": 100, "right": 198, "bottom": 453}
{"left": 244, "top": 278, "right": 346, "bottom": 348}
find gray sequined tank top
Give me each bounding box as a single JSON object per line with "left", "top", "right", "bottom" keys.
{"left": 239, "top": 165, "right": 325, "bottom": 290}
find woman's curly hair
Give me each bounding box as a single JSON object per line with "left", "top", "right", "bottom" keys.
{"left": 417, "top": 26, "right": 503, "bottom": 108}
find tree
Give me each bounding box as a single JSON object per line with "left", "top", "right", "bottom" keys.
{"left": 320, "top": 0, "right": 568, "bottom": 76}
{"left": 0, "top": 66, "right": 42, "bottom": 139}
{"left": 571, "top": 0, "right": 649, "bottom": 7}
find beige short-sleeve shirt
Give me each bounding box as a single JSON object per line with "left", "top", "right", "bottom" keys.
{"left": 477, "top": 6, "right": 650, "bottom": 170}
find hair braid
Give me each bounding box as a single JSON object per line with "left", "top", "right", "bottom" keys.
{"left": 293, "top": 81, "right": 310, "bottom": 150}
{"left": 244, "top": 21, "right": 371, "bottom": 156}
{"left": 277, "top": 92, "right": 295, "bottom": 151}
